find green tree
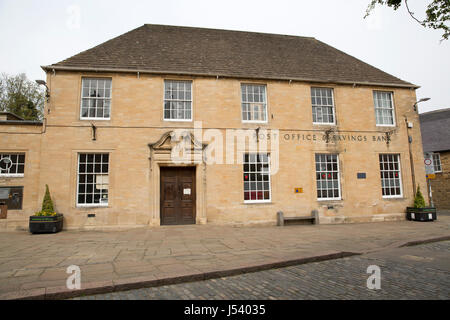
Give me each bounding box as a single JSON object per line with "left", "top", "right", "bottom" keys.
{"left": 0, "top": 73, "right": 45, "bottom": 120}
{"left": 41, "top": 184, "right": 55, "bottom": 213}
{"left": 365, "top": 0, "right": 450, "bottom": 41}
{"left": 413, "top": 185, "right": 427, "bottom": 208}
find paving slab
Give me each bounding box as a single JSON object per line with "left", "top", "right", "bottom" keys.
{"left": 0, "top": 216, "right": 449, "bottom": 299}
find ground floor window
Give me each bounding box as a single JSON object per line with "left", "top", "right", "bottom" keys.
{"left": 315, "top": 154, "right": 341, "bottom": 200}
{"left": 379, "top": 154, "right": 402, "bottom": 197}
{"left": 0, "top": 153, "right": 25, "bottom": 177}
{"left": 243, "top": 153, "right": 271, "bottom": 202}
{"left": 0, "top": 186, "right": 23, "bottom": 210}
{"left": 77, "top": 153, "right": 109, "bottom": 206}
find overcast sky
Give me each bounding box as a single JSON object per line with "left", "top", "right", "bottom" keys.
{"left": 0, "top": 0, "right": 448, "bottom": 113}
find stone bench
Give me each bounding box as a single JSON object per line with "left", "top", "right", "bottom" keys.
{"left": 277, "top": 210, "right": 319, "bottom": 226}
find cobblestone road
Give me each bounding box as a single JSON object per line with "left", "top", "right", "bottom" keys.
{"left": 74, "top": 241, "right": 450, "bottom": 300}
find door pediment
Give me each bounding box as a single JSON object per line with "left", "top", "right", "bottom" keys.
{"left": 149, "top": 131, "right": 206, "bottom": 152}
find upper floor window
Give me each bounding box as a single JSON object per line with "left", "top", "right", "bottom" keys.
{"left": 81, "top": 78, "right": 112, "bottom": 120}
{"left": 311, "top": 87, "right": 335, "bottom": 124}
{"left": 164, "top": 80, "right": 192, "bottom": 121}
{"left": 0, "top": 153, "right": 25, "bottom": 177}
{"left": 433, "top": 153, "right": 442, "bottom": 173}
{"left": 241, "top": 84, "right": 267, "bottom": 123}
{"left": 373, "top": 91, "right": 395, "bottom": 126}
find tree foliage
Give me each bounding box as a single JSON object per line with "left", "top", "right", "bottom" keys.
{"left": 41, "top": 184, "right": 55, "bottom": 213}
{"left": 365, "top": 0, "right": 450, "bottom": 41}
{"left": 413, "top": 185, "right": 427, "bottom": 208}
{"left": 0, "top": 73, "right": 45, "bottom": 120}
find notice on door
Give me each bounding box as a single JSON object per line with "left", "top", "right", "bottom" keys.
{"left": 183, "top": 188, "right": 191, "bottom": 195}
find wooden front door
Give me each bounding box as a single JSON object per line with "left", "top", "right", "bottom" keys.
{"left": 160, "top": 167, "right": 196, "bottom": 225}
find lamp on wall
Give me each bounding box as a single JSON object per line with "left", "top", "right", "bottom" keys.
{"left": 413, "top": 98, "right": 430, "bottom": 112}
{"left": 35, "top": 80, "right": 50, "bottom": 103}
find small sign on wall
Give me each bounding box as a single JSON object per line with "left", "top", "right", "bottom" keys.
{"left": 294, "top": 188, "right": 303, "bottom": 193}
{"left": 357, "top": 173, "right": 366, "bottom": 179}
{"left": 183, "top": 188, "right": 191, "bottom": 195}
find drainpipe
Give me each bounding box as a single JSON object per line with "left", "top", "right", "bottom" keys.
{"left": 405, "top": 117, "right": 416, "bottom": 196}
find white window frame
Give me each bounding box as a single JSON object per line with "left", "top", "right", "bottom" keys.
{"left": 379, "top": 154, "right": 403, "bottom": 199}
{"left": 311, "top": 87, "right": 336, "bottom": 125}
{"left": 163, "top": 80, "right": 193, "bottom": 122}
{"left": 241, "top": 83, "right": 268, "bottom": 124}
{"left": 0, "top": 153, "right": 25, "bottom": 177}
{"left": 80, "top": 78, "right": 112, "bottom": 121}
{"left": 373, "top": 91, "right": 396, "bottom": 127}
{"left": 432, "top": 153, "right": 442, "bottom": 173}
{"left": 315, "top": 154, "right": 342, "bottom": 201}
{"left": 76, "top": 153, "right": 109, "bottom": 207}
{"left": 243, "top": 153, "right": 272, "bottom": 203}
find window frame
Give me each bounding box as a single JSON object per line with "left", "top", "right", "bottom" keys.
{"left": 79, "top": 77, "right": 112, "bottom": 121}
{"left": 76, "top": 153, "right": 110, "bottom": 208}
{"left": 241, "top": 83, "right": 269, "bottom": 124}
{"left": 163, "top": 79, "right": 193, "bottom": 122}
{"left": 311, "top": 87, "right": 336, "bottom": 125}
{"left": 0, "top": 153, "right": 25, "bottom": 177}
{"left": 432, "top": 153, "right": 442, "bottom": 173}
{"left": 373, "top": 91, "right": 396, "bottom": 127}
{"left": 379, "top": 153, "right": 403, "bottom": 199}
{"left": 315, "top": 153, "right": 342, "bottom": 201}
{"left": 243, "top": 153, "right": 272, "bottom": 204}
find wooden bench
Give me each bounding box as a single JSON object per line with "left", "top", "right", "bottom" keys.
{"left": 277, "top": 210, "right": 319, "bottom": 226}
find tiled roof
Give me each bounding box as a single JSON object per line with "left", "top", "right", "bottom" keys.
{"left": 43, "top": 24, "right": 416, "bottom": 88}
{"left": 420, "top": 108, "right": 450, "bottom": 152}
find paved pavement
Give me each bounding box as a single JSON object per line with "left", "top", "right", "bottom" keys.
{"left": 75, "top": 241, "right": 450, "bottom": 300}
{"left": 0, "top": 215, "right": 449, "bottom": 299}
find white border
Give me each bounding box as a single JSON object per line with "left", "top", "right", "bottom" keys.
{"left": 311, "top": 87, "right": 336, "bottom": 126}
{"left": 374, "top": 91, "right": 396, "bottom": 127}
{"left": 75, "top": 153, "right": 109, "bottom": 208}
{"left": 241, "top": 83, "right": 269, "bottom": 124}
{"left": 316, "top": 153, "right": 342, "bottom": 201}
{"left": 380, "top": 153, "right": 403, "bottom": 199}
{"left": 163, "top": 79, "right": 193, "bottom": 122}
{"left": 243, "top": 153, "right": 272, "bottom": 204}
{"left": 79, "top": 77, "right": 112, "bottom": 121}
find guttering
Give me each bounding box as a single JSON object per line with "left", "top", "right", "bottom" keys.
{"left": 41, "top": 65, "right": 420, "bottom": 89}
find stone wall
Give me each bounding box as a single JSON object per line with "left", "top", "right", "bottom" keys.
{"left": 0, "top": 71, "right": 427, "bottom": 230}
{"left": 431, "top": 151, "right": 450, "bottom": 210}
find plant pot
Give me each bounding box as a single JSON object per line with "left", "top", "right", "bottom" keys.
{"left": 29, "top": 214, "right": 63, "bottom": 233}
{"left": 406, "top": 207, "right": 436, "bottom": 222}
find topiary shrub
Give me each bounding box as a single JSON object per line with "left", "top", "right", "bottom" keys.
{"left": 34, "top": 185, "right": 56, "bottom": 216}
{"left": 413, "top": 185, "right": 426, "bottom": 208}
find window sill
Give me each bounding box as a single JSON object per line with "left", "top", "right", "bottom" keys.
{"left": 243, "top": 200, "right": 272, "bottom": 205}
{"left": 76, "top": 204, "right": 109, "bottom": 208}
{"left": 163, "top": 118, "right": 193, "bottom": 122}
{"left": 376, "top": 124, "right": 396, "bottom": 128}
{"left": 0, "top": 174, "right": 24, "bottom": 178}
{"left": 80, "top": 118, "right": 111, "bottom": 121}
{"left": 382, "top": 196, "right": 404, "bottom": 200}
{"left": 242, "top": 120, "right": 268, "bottom": 124}
{"left": 317, "top": 198, "right": 342, "bottom": 202}
{"left": 313, "top": 122, "right": 336, "bottom": 126}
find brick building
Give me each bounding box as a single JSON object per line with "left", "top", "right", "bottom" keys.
{"left": 419, "top": 108, "right": 450, "bottom": 210}
{"left": 0, "top": 24, "right": 427, "bottom": 230}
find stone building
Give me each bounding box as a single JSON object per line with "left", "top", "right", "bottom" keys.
{"left": 0, "top": 24, "right": 427, "bottom": 230}
{"left": 419, "top": 108, "right": 450, "bottom": 210}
